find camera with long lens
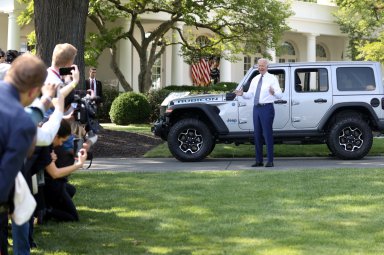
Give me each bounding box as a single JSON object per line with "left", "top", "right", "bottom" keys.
{"left": 72, "top": 91, "right": 100, "bottom": 163}
{"left": 73, "top": 91, "right": 100, "bottom": 133}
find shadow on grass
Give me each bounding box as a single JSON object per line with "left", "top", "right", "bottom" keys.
{"left": 33, "top": 169, "right": 384, "bottom": 255}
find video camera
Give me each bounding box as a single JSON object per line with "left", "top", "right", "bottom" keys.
{"left": 73, "top": 90, "right": 100, "bottom": 134}
{"left": 72, "top": 91, "right": 100, "bottom": 165}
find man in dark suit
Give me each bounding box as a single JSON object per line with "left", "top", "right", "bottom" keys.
{"left": 0, "top": 53, "right": 47, "bottom": 255}
{"left": 85, "top": 67, "right": 103, "bottom": 103}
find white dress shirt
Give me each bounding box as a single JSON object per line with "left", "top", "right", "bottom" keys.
{"left": 242, "top": 72, "right": 283, "bottom": 104}
{"left": 45, "top": 68, "right": 63, "bottom": 84}
{"left": 35, "top": 108, "right": 64, "bottom": 146}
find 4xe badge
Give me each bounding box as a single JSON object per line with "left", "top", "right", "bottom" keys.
{"left": 226, "top": 118, "right": 237, "bottom": 124}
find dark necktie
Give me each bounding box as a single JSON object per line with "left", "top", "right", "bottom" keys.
{"left": 91, "top": 79, "right": 95, "bottom": 90}
{"left": 254, "top": 75, "right": 263, "bottom": 105}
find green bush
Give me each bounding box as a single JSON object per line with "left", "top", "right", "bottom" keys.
{"left": 96, "top": 85, "right": 120, "bottom": 123}
{"left": 211, "top": 82, "right": 238, "bottom": 91}
{"left": 109, "top": 92, "right": 151, "bottom": 125}
{"left": 146, "top": 89, "right": 172, "bottom": 122}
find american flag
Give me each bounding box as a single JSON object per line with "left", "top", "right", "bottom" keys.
{"left": 191, "top": 58, "right": 211, "bottom": 86}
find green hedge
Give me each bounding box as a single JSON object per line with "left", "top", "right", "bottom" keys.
{"left": 96, "top": 85, "right": 120, "bottom": 123}
{"left": 109, "top": 92, "right": 151, "bottom": 125}
{"left": 105, "top": 82, "right": 239, "bottom": 124}
{"left": 146, "top": 89, "right": 172, "bottom": 122}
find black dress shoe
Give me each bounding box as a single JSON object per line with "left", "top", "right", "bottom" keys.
{"left": 265, "top": 162, "right": 274, "bottom": 167}
{"left": 251, "top": 162, "right": 264, "bottom": 167}
{"left": 30, "top": 241, "right": 38, "bottom": 249}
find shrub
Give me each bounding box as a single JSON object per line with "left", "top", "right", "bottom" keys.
{"left": 211, "top": 82, "right": 238, "bottom": 91}
{"left": 146, "top": 88, "right": 172, "bottom": 122}
{"left": 96, "top": 85, "right": 120, "bottom": 123}
{"left": 109, "top": 92, "right": 151, "bottom": 125}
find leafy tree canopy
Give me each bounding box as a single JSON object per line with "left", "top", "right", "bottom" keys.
{"left": 17, "top": 0, "right": 292, "bottom": 92}
{"left": 334, "top": 0, "right": 384, "bottom": 61}
{"left": 92, "top": 0, "right": 292, "bottom": 91}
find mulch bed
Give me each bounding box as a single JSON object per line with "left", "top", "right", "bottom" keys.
{"left": 92, "top": 128, "right": 163, "bottom": 158}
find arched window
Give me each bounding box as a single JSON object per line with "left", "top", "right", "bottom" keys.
{"left": 277, "top": 41, "right": 297, "bottom": 63}
{"left": 316, "top": 44, "right": 328, "bottom": 61}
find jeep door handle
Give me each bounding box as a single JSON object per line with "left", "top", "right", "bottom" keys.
{"left": 274, "top": 100, "right": 287, "bottom": 104}
{"left": 238, "top": 102, "right": 247, "bottom": 107}
{"left": 314, "top": 98, "right": 327, "bottom": 103}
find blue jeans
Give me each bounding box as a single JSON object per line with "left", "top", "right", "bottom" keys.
{"left": 11, "top": 220, "right": 30, "bottom": 255}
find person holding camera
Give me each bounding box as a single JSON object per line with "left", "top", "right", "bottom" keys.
{"left": 38, "top": 119, "right": 88, "bottom": 222}
{"left": 45, "top": 119, "right": 88, "bottom": 221}
{"left": 45, "top": 43, "right": 79, "bottom": 99}
{"left": 10, "top": 43, "right": 80, "bottom": 254}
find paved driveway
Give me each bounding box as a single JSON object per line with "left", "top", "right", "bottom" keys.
{"left": 85, "top": 156, "right": 384, "bottom": 172}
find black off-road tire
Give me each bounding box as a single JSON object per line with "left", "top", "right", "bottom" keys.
{"left": 326, "top": 140, "right": 336, "bottom": 156}
{"left": 208, "top": 143, "right": 216, "bottom": 155}
{"left": 168, "top": 118, "right": 214, "bottom": 162}
{"left": 327, "top": 116, "right": 373, "bottom": 160}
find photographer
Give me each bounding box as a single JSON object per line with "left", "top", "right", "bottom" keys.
{"left": 45, "top": 43, "right": 79, "bottom": 100}
{"left": 11, "top": 43, "right": 80, "bottom": 254}
{"left": 45, "top": 43, "right": 99, "bottom": 163}
{"left": 42, "top": 119, "right": 87, "bottom": 222}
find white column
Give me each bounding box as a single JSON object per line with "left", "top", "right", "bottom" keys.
{"left": 305, "top": 33, "right": 318, "bottom": 62}
{"left": 220, "top": 27, "right": 232, "bottom": 82}
{"left": 6, "top": 11, "right": 20, "bottom": 50}
{"left": 220, "top": 53, "right": 231, "bottom": 82}
{"left": 118, "top": 21, "right": 133, "bottom": 91}
{"left": 171, "top": 22, "right": 183, "bottom": 86}
{"left": 267, "top": 48, "right": 276, "bottom": 63}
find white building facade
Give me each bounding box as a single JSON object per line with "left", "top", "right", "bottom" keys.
{"left": 0, "top": 0, "right": 347, "bottom": 91}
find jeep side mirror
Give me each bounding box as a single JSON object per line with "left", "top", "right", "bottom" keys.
{"left": 226, "top": 92, "right": 236, "bottom": 101}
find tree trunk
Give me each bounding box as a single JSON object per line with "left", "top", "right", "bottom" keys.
{"left": 143, "top": 70, "right": 153, "bottom": 92}
{"left": 110, "top": 45, "right": 132, "bottom": 91}
{"left": 138, "top": 63, "right": 153, "bottom": 93}
{"left": 34, "top": 0, "right": 89, "bottom": 87}
{"left": 137, "top": 50, "right": 152, "bottom": 92}
{"left": 138, "top": 68, "right": 151, "bottom": 93}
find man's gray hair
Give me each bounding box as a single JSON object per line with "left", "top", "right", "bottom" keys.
{"left": 258, "top": 58, "right": 269, "bottom": 66}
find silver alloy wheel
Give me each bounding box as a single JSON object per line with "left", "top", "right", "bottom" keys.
{"left": 178, "top": 128, "right": 203, "bottom": 154}
{"left": 338, "top": 126, "right": 363, "bottom": 151}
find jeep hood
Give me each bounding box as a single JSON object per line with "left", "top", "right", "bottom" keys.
{"left": 161, "top": 92, "right": 227, "bottom": 107}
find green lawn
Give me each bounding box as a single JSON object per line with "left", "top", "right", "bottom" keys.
{"left": 101, "top": 123, "right": 154, "bottom": 135}
{"left": 31, "top": 169, "right": 384, "bottom": 255}
{"left": 29, "top": 123, "right": 383, "bottom": 254}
